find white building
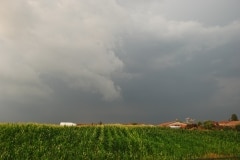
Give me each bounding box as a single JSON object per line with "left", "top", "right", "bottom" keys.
{"left": 60, "top": 122, "right": 77, "bottom": 126}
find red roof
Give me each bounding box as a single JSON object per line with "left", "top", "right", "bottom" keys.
{"left": 219, "top": 121, "right": 240, "bottom": 127}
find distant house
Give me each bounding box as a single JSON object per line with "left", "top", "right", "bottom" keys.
{"left": 60, "top": 122, "right": 77, "bottom": 126}
{"left": 218, "top": 121, "right": 240, "bottom": 128}
{"left": 159, "top": 121, "right": 187, "bottom": 129}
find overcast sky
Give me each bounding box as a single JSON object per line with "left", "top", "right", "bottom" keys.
{"left": 1, "top": 0, "right": 240, "bottom": 124}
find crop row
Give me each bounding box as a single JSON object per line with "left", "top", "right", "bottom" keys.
{"left": 0, "top": 124, "right": 240, "bottom": 159}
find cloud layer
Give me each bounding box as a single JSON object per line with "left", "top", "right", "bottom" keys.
{"left": 0, "top": 0, "right": 240, "bottom": 123}
{"left": 0, "top": 0, "right": 125, "bottom": 102}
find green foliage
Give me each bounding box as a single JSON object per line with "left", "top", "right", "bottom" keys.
{"left": 236, "top": 125, "right": 240, "bottom": 132}
{"left": 231, "top": 114, "right": 239, "bottom": 121}
{"left": 203, "top": 121, "right": 215, "bottom": 129}
{"left": 130, "top": 122, "right": 138, "bottom": 125}
{"left": 222, "top": 126, "right": 234, "bottom": 131}
{"left": 0, "top": 124, "right": 240, "bottom": 159}
{"left": 197, "top": 121, "right": 202, "bottom": 126}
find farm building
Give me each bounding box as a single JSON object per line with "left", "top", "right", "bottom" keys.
{"left": 60, "top": 122, "right": 77, "bottom": 126}
{"left": 218, "top": 121, "right": 240, "bottom": 128}
{"left": 159, "top": 121, "right": 187, "bottom": 129}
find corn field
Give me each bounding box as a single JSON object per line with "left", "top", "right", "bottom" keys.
{"left": 0, "top": 123, "right": 240, "bottom": 159}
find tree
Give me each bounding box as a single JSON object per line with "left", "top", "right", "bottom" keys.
{"left": 230, "top": 114, "right": 238, "bottom": 121}
{"left": 236, "top": 125, "right": 240, "bottom": 132}
{"left": 203, "top": 121, "right": 215, "bottom": 130}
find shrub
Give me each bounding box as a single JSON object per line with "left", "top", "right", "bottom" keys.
{"left": 230, "top": 114, "right": 238, "bottom": 121}
{"left": 222, "top": 126, "right": 233, "bottom": 131}
{"left": 197, "top": 121, "right": 202, "bottom": 127}
{"left": 203, "top": 121, "right": 215, "bottom": 130}
{"left": 235, "top": 125, "right": 240, "bottom": 132}
{"left": 130, "top": 122, "right": 138, "bottom": 125}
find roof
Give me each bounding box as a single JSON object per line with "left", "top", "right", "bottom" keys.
{"left": 219, "top": 121, "right": 240, "bottom": 127}
{"left": 159, "top": 121, "right": 176, "bottom": 127}
{"left": 159, "top": 121, "right": 187, "bottom": 127}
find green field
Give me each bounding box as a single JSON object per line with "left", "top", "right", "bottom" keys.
{"left": 0, "top": 124, "right": 240, "bottom": 159}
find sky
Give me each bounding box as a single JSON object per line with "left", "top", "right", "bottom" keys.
{"left": 0, "top": 0, "right": 240, "bottom": 124}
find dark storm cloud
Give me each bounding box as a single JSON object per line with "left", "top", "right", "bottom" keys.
{"left": 0, "top": 0, "right": 240, "bottom": 123}
{"left": 161, "top": 0, "right": 240, "bottom": 26}
{"left": 114, "top": 14, "right": 240, "bottom": 122}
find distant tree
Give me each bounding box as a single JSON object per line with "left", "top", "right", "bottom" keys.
{"left": 230, "top": 114, "right": 238, "bottom": 121}
{"left": 203, "top": 121, "right": 215, "bottom": 130}
{"left": 131, "top": 122, "right": 138, "bottom": 125}
{"left": 197, "top": 121, "right": 202, "bottom": 127}
{"left": 236, "top": 125, "right": 240, "bottom": 132}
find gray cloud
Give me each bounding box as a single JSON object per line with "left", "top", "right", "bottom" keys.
{"left": 0, "top": 0, "right": 240, "bottom": 123}
{"left": 161, "top": 0, "right": 240, "bottom": 26}
{"left": 0, "top": 0, "right": 125, "bottom": 102}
